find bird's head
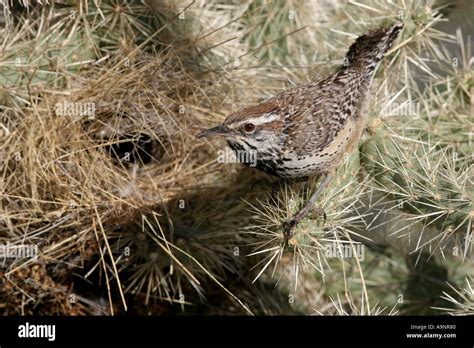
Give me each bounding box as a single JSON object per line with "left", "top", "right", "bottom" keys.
{"left": 197, "top": 100, "right": 284, "bottom": 154}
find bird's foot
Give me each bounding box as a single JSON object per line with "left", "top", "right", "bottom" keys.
{"left": 309, "top": 206, "right": 327, "bottom": 223}
{"left": 283, "top": 207, "right": 326, "bottom": 243}
{"left": 282, "top": 217, "right": 298, "bottom": 243}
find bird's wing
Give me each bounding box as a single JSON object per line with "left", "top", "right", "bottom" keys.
{"left": 278, "top": 80, "right": 347, "bottom": 156}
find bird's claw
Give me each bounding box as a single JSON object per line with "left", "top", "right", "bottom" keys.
{"left": 310, "top": 207, "right": 327, "bottom": 224}
{"left": 283, "top": 206, "right": 326, "bottom": 243}
{"left": 282, "top": 218, "right": 297, "bottom": 242}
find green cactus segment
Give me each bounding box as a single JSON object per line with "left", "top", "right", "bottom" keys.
{"left": 359, "top": 127, "right": 398, "bottom": 189}
{"left": 241, "top": 0, "right": 298, "bottom": 63}
{"left": 0, "top": 29, "right": 96, "bottom": 104}
{"left": 361, "top": 125, "right": 473, "bottom": 238}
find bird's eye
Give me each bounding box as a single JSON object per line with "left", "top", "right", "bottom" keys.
{"left": 243, "top": 123, "right": 256, "bottom": 133}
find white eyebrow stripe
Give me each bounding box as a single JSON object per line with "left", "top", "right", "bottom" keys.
{"left": 237, "top": 113, "right": 280, "bottom": 127}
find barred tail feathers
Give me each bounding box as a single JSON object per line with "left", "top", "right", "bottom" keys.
{"left": 342, "top": 22, "right": 403, "bottom": 74}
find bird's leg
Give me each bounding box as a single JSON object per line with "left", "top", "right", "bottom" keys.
{"left": 283, "top": 174, "right": 332, "bottom": 241}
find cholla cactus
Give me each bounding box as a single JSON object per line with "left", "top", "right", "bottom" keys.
{"left": 360, "top": 128, "right": 473, "bottom": 256}
{"left": 243, "top": 151, "right": 365, "bottom": 287}
{"left": 1, "top": 0, "right": 473, "bottom": 316}
{"left": 107, "top": 188, "right": 255, "bottom": 313}
{"left": 439, "top": 277, "right": 474, "bottom": 315}
{"left": 359, "top": 20, "right": 473, "bottom": 257}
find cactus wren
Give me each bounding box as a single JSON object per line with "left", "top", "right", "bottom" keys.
{"left": 198, "top": 23, "right": 403, "bottom": 239}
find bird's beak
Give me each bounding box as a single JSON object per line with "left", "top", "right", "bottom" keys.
{"left": 197, "top": 125, "right": 230, "bottom": 139}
